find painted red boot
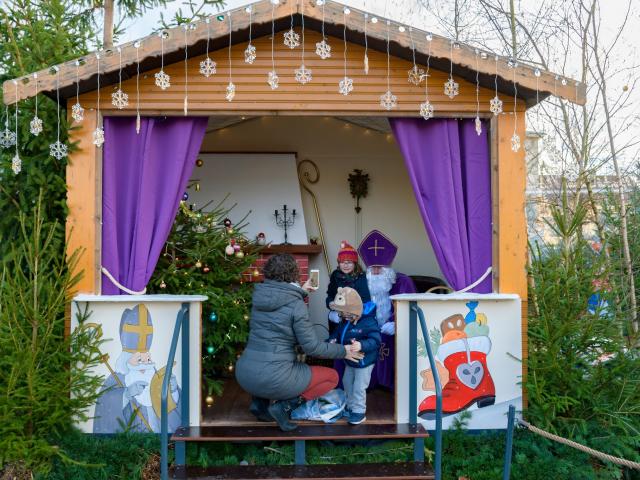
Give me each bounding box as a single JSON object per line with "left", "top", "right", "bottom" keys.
{"left": 418, "top": 336, "right": 495, "bottom": 418}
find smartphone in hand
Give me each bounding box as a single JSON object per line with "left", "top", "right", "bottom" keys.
{"left": 309, "top": 269, "right": 320, "bottom": 289}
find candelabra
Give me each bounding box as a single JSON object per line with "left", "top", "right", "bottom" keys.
{"left": 274, "top": 204, "right": 296, "bottom": 244}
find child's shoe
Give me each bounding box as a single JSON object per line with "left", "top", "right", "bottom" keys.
{"left": 348, "top": 411, "right": 366, "bottom": 425}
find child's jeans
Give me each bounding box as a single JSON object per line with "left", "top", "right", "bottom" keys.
{"left": 343, "top": 364, "right": 374, "bottom": 414}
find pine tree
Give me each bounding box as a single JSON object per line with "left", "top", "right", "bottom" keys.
{"left": 149, "top": 199, "right": 259, "bottom": 398}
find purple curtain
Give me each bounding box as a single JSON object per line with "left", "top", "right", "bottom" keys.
{"left": 390, "top": 118, "right": 492, "bottom": 293}
{"left": 101, "top": 116, "right": 208, "bottom": 295}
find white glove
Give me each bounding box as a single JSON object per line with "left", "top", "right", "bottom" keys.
{"left": 380, "top": 322, "right": 395, "bottom": 335}
{"left": 328, "top": 310, "right": 341, "bottom": 324}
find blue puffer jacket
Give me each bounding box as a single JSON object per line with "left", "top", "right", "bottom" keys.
{"left": 328, "top": 302, "right": 381, "bottom": 368}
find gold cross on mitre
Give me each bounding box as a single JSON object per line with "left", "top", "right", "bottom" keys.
{"left": 123, "top": 304, "right": 153, "bottom": 352}
{"left": 368, "top": 239, "right": 385, "bottom": 256}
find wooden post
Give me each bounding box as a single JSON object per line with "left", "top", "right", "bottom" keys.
{"left": 66, "top": 107, "right": 101, "bottom": 295}
{"left": 494, "top": 110, "right": 528, "bottom": 404}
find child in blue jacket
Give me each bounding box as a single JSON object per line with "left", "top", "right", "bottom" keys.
{"left": 328, "top": 287, "right": 381, "bottom": 425}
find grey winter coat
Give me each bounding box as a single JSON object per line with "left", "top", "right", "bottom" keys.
{"left": 235, "top": 280, "right": 346, "bottom": 400}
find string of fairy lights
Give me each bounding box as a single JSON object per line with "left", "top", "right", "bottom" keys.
{"left": 0, "top": 0, "right": 576, "bottom": 174}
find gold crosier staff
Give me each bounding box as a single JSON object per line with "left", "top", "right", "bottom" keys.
{"left": 297, "top": 159, "right": 331, "bottom": 275}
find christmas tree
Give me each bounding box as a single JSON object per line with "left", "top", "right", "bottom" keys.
{"left": 149, "top": 198, "right": 259, "bottom": 399}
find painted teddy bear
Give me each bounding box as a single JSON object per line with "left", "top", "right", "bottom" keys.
{"left": 418, "top": 301, "right": 495, "bottom": 418}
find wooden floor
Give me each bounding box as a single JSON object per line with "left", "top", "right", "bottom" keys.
{"left": 202, "top": 379, "right": 395, "bottom": 426}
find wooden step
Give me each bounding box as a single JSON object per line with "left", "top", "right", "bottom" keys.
{"left": 171, "top": 423, "right": 429, "bottom": 442}
{"left": 171, "top": 462, "right": 434, "bottom": 479}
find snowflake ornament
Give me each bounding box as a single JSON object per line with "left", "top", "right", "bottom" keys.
{"left": 511, "top": 133, "right": 521, "bottom": 152}
{"left": 444, "top": 77, "right": 459, "bottom": 99}
{"left": 225, "top": 82, "right": 236, "bottom": 102}
{"left": 338, "top": 76, "right": 353, "bottom": 96}
{"left": 408, "top": 65, "right": 425, "bottom": 86}
{"left": 71, "top": 102, "right": 84, "bottom": 123}
{"left": 284, "top": 29, "right": 300, "bottom": 49}
{"left": 155, "top": 70, "right": 171, "bottom": 90}
{"left": 315, "top": 39, "right": 331, "bottom": 59}
{"left": 0, "top": 127, "right": 16, "bottom": 148}
{"left": 267, "top": 71, "right": 279, "bottom": 90}
{"left": 475, "top": 117, "right": 482, "bottom": 135}
{"left": 49, "top": 140, "right": 68, "bottom": 160}
{"left": 199, "top": 57, "right": 217, "bottom": 77}
{"left": 93, "top": 127, "right": 105, "bottom": 148}
{"left": 295, "top": 65, "right": 312, "bottom": 84}
{"left": 30, "top": 116, "right": 43, "bottom": 136}
{"left": 419, "top": 101, "right": 434, "bottom": 120}
{"left": 111, "top": 88, "right": 129, "bottom": 109}
{"left": 489, "top": 95, "right": 503, "bottom": 115}
{"left": 244, "top": 44, "right": 257, "bottom": 64}
{"left": 380, "top": 90, "right": 398, "bottom": 111}
{"left": 11, "top": 153, "right": 21, "bottom": 175}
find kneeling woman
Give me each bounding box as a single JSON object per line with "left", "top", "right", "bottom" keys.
{"left": 236, "top": 253, "right": 363, "bottom": 431}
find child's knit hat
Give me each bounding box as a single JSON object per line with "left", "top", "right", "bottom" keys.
{"left": 337, "top": 241, "right": 358, "bottom": 263}
{"left": 329, "top": 287, "right": 363, "bottom": 320}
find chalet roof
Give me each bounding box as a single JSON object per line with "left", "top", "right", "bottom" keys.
{"left": 1, "top": 0, "right": 585, "bottom": 107}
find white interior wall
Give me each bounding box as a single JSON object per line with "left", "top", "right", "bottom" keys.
{"left": 196, "top": 116, "right": 443, "bottom": 323}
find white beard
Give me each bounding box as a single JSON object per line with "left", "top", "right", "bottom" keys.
{"left": 125, "top": 362, "right": 156, "bottom": 407}
{"left": 367, "top": 267, "right": 397, "bottom": 327}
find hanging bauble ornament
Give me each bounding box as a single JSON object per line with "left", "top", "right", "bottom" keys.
{"left": 72, "top": 102, "right": 84, "bottom": 123}
{"left": 30, "top": 116, "right": 43, "bottom": 136}
{"left": 224, "top": 218, "right": 232, "bottom": 228}
{"left": 209, "top": 312, "right": 218, "bottom": 322}
{"left": 419, "top": 101, "right": 434, "bottom": 120}
{"left": 199, "top": 57, "right": 217, "bottom": 77}
{"left": 225, "top": 244, "right": 235, "bottom": 256}
{"left": 196, "top": 158, "right": 204, "bottom": 167}
{"left": 203, "top": 266, "right": 210, "bottom": 273}
{"left": 253, "top": 269, "right": 260, "bottom": 277}
{"left": 444, "top": 77, "right": 459, "bottom": 99}
{"left": 408, "top": 65, "right": 424, "bottom": 85}
{"left": 475, "top": 117, "right": 482, "bottom": 136}
{"left": 490, "top": 96, "right": 503, "bottom": 115}
{"left": 339, "top": 77, "right": 354, "bottom": 96}
{"left": 227, "top": 228, "right": 234, "bottom": 234}
{"left": 207, "top": 345, "right": 215, "bottom": 354}
{"left": 380, "top": 91, "right": 397, "bottom": 111}
{"left": 93, "top": 127, "right": 105, "bottom": 147}
{"left": 49, "top": 141, "right": 68, "bottom": 160}
{"left": 160, "top": 281, "right": 167, "bottom": 289}
{"left": 267, "top": 71, "right": 279, "bottom": 90}
{"left": 295, "top": 65, "right": 312, "bottom": 84}
{"left": 155, "top": 70, "right": 171, "bottom": 90}
{"left": 315, "top": 39, "right": 331, "bottom": 59}
{"left": 195, "top": 260, "right": 202, "bottom": 268}
{"left": 511, "top": 133, "right": 521, "bottom": 152}
{"left": 11, "top": 153, "right": 21, "bottom": 175}
{"left": 182, "top": 192, "right": 189, "bottom": 201}
{"left": 243, "top": 314, "right": 249, "bottom": 321}
{"left": 112, "top": 88, "right": 129, "bottom": 109}
{"left": 0, "top": 126, "right": 16, "bottom": 148}
{"left": 233, "top": 244, "right": 241, "bottom": 252}
{"left": 205, "top": 395, "right": 215, "bottom": 407}
{"left": 244, "top": 44, "right": 257, "bottom": 64}
{"left": 225, "top": 82, "right": 236, "bottom": 102}
{"left": 284, "top": 29, "right": 300, "bottom": 49}
{"left": 235, "top": 251, "right": 245, "bottom": 259}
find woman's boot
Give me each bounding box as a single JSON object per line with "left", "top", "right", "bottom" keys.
{"left": 268, "top": 397, "right": 303, "bottom": 432}
{"left": 249, "top": 397, "right": 273, "bottom": 422}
